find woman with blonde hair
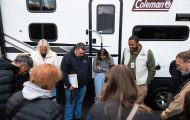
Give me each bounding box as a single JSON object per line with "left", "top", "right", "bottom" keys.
{"left": 87, "top": 64, "right": 157, "bottom": 120}
{"left": 31, "top": 39, "right": 58, "bottom": 68}
{"left": 6, "top": 64, "right": 63, "bottom": 120}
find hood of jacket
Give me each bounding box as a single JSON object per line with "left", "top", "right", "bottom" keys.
{"left": 22, "top": 81, "right": 52, "bottom": 100}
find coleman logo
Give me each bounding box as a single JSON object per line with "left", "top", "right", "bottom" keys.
{"left": 132, "top": 0, "right": 173, "bottom": 11}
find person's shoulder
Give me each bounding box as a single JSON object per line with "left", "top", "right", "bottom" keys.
{"left": 184, "top": 80, "right": 190, "bottom": 88}
{"left": 84, "top": 53, "right": 89, "bottom": 57}
{"left": 7, "top": 91, "right": 24, "bottom": 106}
{"left": 147, "top": 49, "right": 153, "bottom": 53}
{"left": 109, "top": 55, "right": 113, "bottom": 58}
{"left": 30, "top": 51, "right": 39, "bottom": 58}
{"left": 135, "top": 104, "right": 158, "bottom": 119}
{"left": 51, "top": 50, "right": 57, "bottom": 55}
{"left": 91, "top": 102, "right": 105, "bottom": 110}
{"left": 35, "top": 98, "right": 62, "bottom": 110}
{"left": 169, "top": 60, "right": 177, "bottom": 74}
{"left": 9, "top": 91, "right": 22, "bottom": 99}
{"left": 137, "top": 104, "right": 152, "bottom": 113}
{"left": 123, "top": 48, "right": 130, "bottom": 52}
{"left": 0, "top": 58, "right": 10, "bottom": 69}
{"left": 82, "top": 54, "right": 89, "bottom": 61}
{"left": 31, "top": 50, "right": 38, "bottom": 54}
{"left": 62, "top": 52, "right": 72, "bottom": 59}
{"left": 169, "top": 60, "right": 176, "bottom": 68}
{"left": 146, "top": 49, "right": 155, "bottom": 57}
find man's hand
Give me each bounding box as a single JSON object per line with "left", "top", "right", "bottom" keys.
{"left": 97, "top": 66, "right": 101, "bottom": 70}
{"left": 68, "top": 86, "right": 75, "bottom": 90}
{"left": 160, "top": 111, "right": 167, "bottom": 120}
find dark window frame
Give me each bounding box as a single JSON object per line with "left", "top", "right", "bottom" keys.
{"left": 29, "top": 23, "right": 58, "bottom": 42}
{"left": 96, "top": 4, "right": 115, "bottom": 34}
{"left": 26, "top": 0, "right": 56, "bottom": 13}
{"left": 133, "top": 25, "right": 189, "bottom": 41}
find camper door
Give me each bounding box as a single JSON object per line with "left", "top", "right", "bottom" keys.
{"left": 90, "top": 0, "right": 122, "bottom": 63}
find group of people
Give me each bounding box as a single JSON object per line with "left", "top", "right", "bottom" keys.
{"left": 60, "top": 35, "right": 157, "bottom": 120}
{"left": 0, "top": 39, "right": 62, "bottom": 120}
{"left": 0, "top": 35, "right": 190, "bottom": 120}
{"left": 91, "top": 36, "right": 190, "bottom": 120}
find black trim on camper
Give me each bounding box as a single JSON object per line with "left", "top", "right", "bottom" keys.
{"left": 26, "top": 0, "right": 56, "bottom": 13}
{"left": 118, "top": 0, "right": 123, "bottom": 64}
{"left": 133, "top": 25, "right": 189, "bottom": 41}
{"left": 176, "top": 14, "right": 190, "bottom": 21}
{"left": 29, "top": 23, "right": 58, "bottom": 42}
{"left": 96, "top": 5, "right": 115, "bottom": 34}
{"left": 5, "top": 47, "right": 23, "bottom": 53}
{"left": 0, "top": 8, "right": 6, "bottom": 58}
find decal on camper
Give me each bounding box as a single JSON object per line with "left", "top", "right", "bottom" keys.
{"left": 132, "top": 0, "right": 173, "bottom": 11}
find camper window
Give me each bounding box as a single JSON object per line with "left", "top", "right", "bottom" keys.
{"left": 27, "top": 0, "right": 56, "bottom": 12}
{"left": 29, "top": 23, "right": 57, "bottom": 42}
{"left": 133, "top": 25, "right": 189, "bottom": 41}
{"left": 97, "top": 5, "right": 115, "bottom": 34}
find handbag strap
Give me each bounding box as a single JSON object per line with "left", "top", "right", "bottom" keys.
{"left": 126, "top": 103, "right": 139, "bottom": 120}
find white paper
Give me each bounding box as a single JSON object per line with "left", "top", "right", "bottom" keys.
{"left": 68, "top": 74, "right": 78, "bottom": 88}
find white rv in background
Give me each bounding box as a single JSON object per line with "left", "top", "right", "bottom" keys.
{"left": 0, "top": 0, "right": 190, "bottom": 109}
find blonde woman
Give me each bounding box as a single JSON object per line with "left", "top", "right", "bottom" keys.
{"left": 31, "top": 39, "right": 58, "bottom": 68}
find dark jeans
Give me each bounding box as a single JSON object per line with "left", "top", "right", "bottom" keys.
{"left": 64, "top": 85, "right": 86, "bottom": 120}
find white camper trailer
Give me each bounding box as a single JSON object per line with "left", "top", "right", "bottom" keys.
{"left": 0, "top": 0, "right": 190, "bottom": 110}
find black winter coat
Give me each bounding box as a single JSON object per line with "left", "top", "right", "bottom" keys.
{"left": 6, "top": 91, "right": 63, "bottom": 120}
{"left": 0, "top": 59, "right": 19, "bottom": 120}
{"left": 61, "top": 49, "right": 90, "bottom": 88}
{"left": 87, "top": 102, "right": 158, "bottom": 120}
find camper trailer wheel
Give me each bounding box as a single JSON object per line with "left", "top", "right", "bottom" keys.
{"left": 150, "top": 87, "right": 174, "bottom": 110}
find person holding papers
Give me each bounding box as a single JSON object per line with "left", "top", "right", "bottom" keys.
{"left": 61, "top": 42, "right": 90, "bottom": 120}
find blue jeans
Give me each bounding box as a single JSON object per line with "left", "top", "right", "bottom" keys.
{"left": 64, "top": 85, "right": 86, "bottom": 120}
{"left": 94, "top": 73, "right": 105, "bottom": 101}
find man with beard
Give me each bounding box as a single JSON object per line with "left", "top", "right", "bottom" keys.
{"left": 121, "top": 35, "right": 156, "bottom": 104}
{"left": 161, "top": 50, "right": 190, "bottom": 120}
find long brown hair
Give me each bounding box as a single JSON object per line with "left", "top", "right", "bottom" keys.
{"left": 99, "top": 64, "right": 138, "bottom": 119}
{"left": 96, "top": 48, "right": 112, "bottom": 66}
